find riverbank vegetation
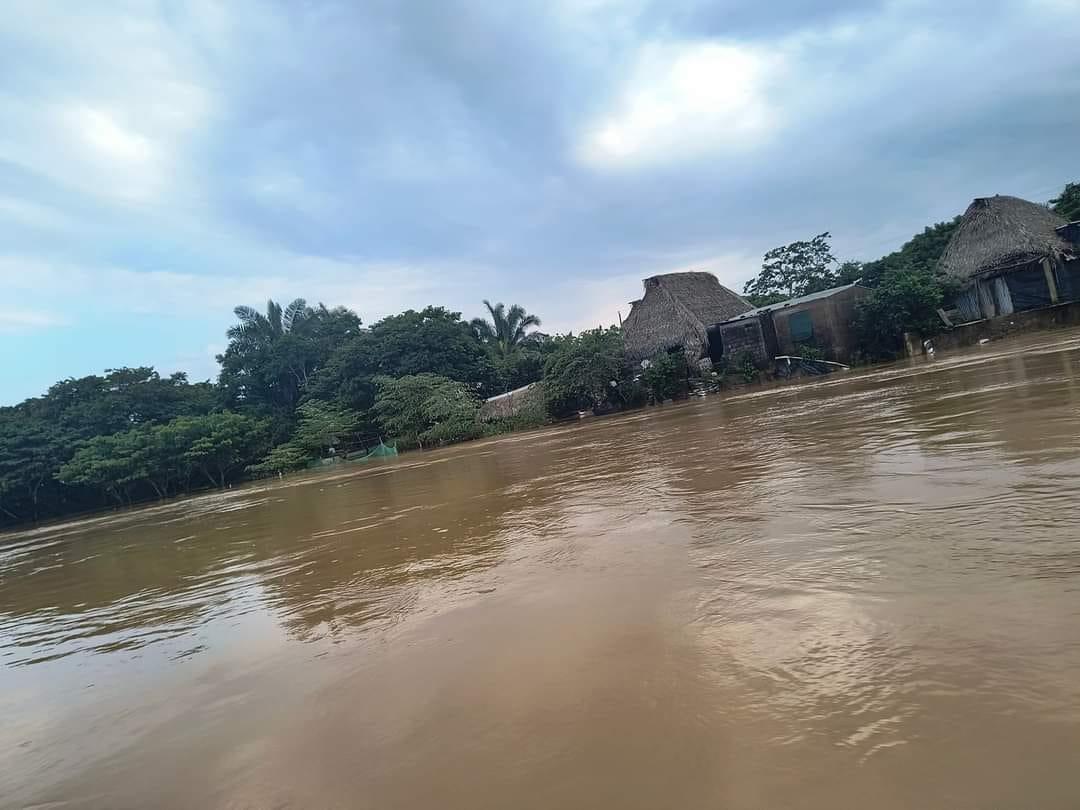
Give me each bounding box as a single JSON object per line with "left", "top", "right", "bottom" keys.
{"left": 2, "top": 182, "right": 1076, "bottom": 528}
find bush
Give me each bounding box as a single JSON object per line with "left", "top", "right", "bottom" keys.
{"left": 853, "top": 266, "right": 957, "bottom": 360}
{"left": 641, "top": 351, "right": 688, "bottom": 402}
{"left": 372, "top": 374, "right": 481, "bottom": 449}
{"left": 793, "top": 343, "right": 824, "bottom": 361}
{"left": 542, "top": 327, "right": 631, "bottom": 418}
{"left": 736, "top": 351, "right": 759, "bottom": 384}
{"left": 247, "top": 442, "right": 311, "bottom": 476}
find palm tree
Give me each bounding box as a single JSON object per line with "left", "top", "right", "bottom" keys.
{"left": 470, "top": 301, "right": 542, "bottom": 363}
{"left": 228, "top": 298, "right": 312, "bottom": 344}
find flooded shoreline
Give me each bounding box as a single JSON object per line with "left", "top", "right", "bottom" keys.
{"left": 5, "top": 330, "right": 1080, "bottom": 808}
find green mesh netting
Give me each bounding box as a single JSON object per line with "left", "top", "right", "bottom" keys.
{"left": 357, "top": 441, "right": 398, "bottom": 461}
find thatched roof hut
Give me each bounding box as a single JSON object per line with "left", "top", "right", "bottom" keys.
{"left": 939, "top": 195, "right": 1073, "bottom": 281}
{"left": 622, "top": 271, "right": 752, "bottom": 367}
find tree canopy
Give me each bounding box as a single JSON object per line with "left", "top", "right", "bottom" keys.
{"left": 471, "top": 301, "right": 546, "bottom": 393}
{"left": 542, "top": 328, "right": 639, "bottom": 418}
{"left": 217, "top": 300, "right": 361, "bottom": 417}
{"left": 372, "top": 374, "right": 481, "bottom": 449}
{"left": 743, "top": 232, "right": 838, "bottom": 306}
{"left": 1051, "top": 182, "right": 1080, "bottom": 222}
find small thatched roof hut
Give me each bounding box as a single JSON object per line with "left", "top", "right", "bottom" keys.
{"left": 941, "top": 195, "right": 1080, "bottom": 322}
{"left": 622, "top": 271, "right": 752, "bottom": 368}
{"left": 939, "top": 195, "right": 1073, "bottom": 281}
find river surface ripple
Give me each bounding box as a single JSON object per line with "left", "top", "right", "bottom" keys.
{"left": 4, "top": 331, "right": 1080, "bottom": 809}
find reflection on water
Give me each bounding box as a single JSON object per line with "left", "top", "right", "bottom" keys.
{"left": 5, "top": 331, "right": 1080, "bottom": 808}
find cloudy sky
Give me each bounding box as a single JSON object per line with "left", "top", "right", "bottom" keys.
{"left": 2, "top": 0, "right": 1078, "bottom": 404}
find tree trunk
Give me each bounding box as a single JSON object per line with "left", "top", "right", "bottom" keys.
{"left": 29, "top": 478, "right": 42, "bottom": 522}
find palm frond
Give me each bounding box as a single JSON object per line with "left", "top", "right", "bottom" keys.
{"left": 470, "top": 317, "right": 496, "bottom": 343}
{"left": 282, "top": 298, "right": 309, "bottom": 333}
{"left": 266, "top": 300, "right": 284, "bottom": 336}
{"left": 233, "top": 305, "right": 261, "bottom": 323}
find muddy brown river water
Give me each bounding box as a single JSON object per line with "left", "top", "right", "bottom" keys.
{"left": 5, "top": 332, "right": 1080, "bottom": 809}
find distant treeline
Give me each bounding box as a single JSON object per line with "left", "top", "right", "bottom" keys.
{"left": 3, "top": 182, "right": 1078, "bottom": 528}
{"left": 0, "top": 299, "right": 642, "bottom": 528}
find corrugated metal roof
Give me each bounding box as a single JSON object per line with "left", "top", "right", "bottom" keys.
{"left": 718, "top": 281, "right": 866, "bottom": 324}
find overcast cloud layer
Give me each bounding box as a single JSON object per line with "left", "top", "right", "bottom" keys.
{"left": 2, "top": 0, "right": 1079, "bottom": 403}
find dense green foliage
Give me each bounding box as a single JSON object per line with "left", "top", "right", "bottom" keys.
{"left": 743, "top": 232, "right": 838, "bottom": 305}
{"left": 641, "top": 352, "right": 689, "bottom": 402}
{"left": 853, "top": 268, "right": 957, "bottom": 359}
{"left": 309, "top": 306, "right": 496, "bottom": 414}
{"left": 542, "top": 328, "right": 641, "bottom": 417}
{"left": 470, "top": 301, "right": 546, "bottom": 392}
{"left": 857, "top": 218, "right": 962, "bottom": 288}
{"left": 57, "top": 413, "right": 269, "bottom": 503}
{"left": 1051, "top": 182, "right": 1080, "bottom": 222}
{"left": 246, "top": 402, "right": 364, "bottom": 476}
{"left": 218, "top": 299, "right": 361, "bottom": 419}
{"left": 848, "top": 218, "right": 963, "bottom": 359}
{"left": 1, "top": 368, "right": 220, "bottom": 523}
{"left": 372, "top": 374, "right": 481, "bottom": 449}
{"left": 0, "top": 302, "right": 507, "bottom": 527}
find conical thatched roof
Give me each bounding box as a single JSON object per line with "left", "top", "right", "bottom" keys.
{"left": 622, "top": 271, "right": 751, "bottom": 364}
{"left": 939, "top": 195, "right": 1073, "bottom": 280}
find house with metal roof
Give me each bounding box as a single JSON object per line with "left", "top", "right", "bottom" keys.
{"left": 714, "top": 282, "right": 870, "bottom": 367}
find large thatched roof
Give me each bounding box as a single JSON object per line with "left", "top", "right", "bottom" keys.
{"left": 939, "top": 195, "right": 1073, "bottom": 280}
{"left": 622, "top": 271, "right": 751, "bottom": 363}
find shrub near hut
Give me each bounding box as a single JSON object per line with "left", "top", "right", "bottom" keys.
{"left": 641, "top": 352, "right": 689, "bottom": 403}
{"left": 543, "top": 328, "right": 643, "bottom": 417}
{"left": 373, "top": 374, "right": 482, "bottom": 450}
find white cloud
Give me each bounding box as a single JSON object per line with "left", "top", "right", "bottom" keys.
{"left": 0, "top": 2, "right": 216, "bottom": 206}
{"left": 66, "top": 105, "right": 157, "bottom": 164}
{"left": 579, "top": 41, "right": 786, "bottom": 168}
{"left": 0, "top": 197, "right": 75, "bottom": 231}
{"left": 0, "top": 310, "right": 65, "bottom": 333}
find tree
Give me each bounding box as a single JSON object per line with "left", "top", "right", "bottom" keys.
{"left": 372, "top": 374, "right": 481, "bottom": 449}
{"left": 743, "top": 233, "right": 838, "bottom": 305}
{"left": 304, "top": 332, "right": 381, "bottom": 414}
{"left": 228, "top": 298, "right": 313, "bottom": 344}
{"left": 309, "top": 307, "right": 497, "bottom": 412}
{"left": 181, "top": 413, "right": 270, "bottom": 489}
{"left": 218, "top": 300, "right": 361, "bottom": 416}
{"left": 367, "top": 307, "right": 495, "bottom": 387}
{"left": 58, "top": 432, "right": 143, "bottom": 505}
{"left": 641, "top": 351, "right": 689, "bottom": 403}
{"left": 0, "top": 414, "right": 66, "bottom": 521}
{"left": 470, "top": 301, "right": 544, "bottom": 388}
{"left": 247, "top": 443, "right": 312, "bottom": 476}
{"left": 471, "top": 301, "right": 542, "bottom": 355}
{"left": 289, "top": 401, "right": 363, "bottom": 456}
{"left": 836, "top": 260, "right": 865, "bottom": 285}
{"left": 541, "top": 328, "right": 638, "bottom": 418}
{"left": 853, "top": 266, "right": 958, "bottom": 359}
{"left": 34, "top": 367, "right": 215, "bottom": 439}
{"left": 1051, "top": 182, "right": 1080, "bottom": 222}
{"left": 247, "top": 401, "right": 362, "bottom": 475}
{"left": 859, "top": 218, "right": 962, "bottom": 288}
